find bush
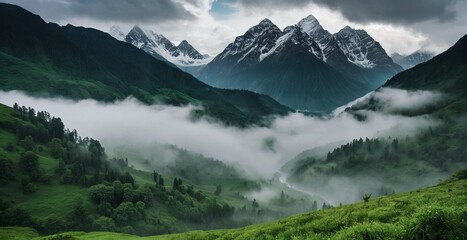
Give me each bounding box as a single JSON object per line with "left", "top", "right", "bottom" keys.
{"left": 3, "top": 142, "right": 15, "bottom": 152}
{"left": 19, "top": 151, "right": 41, "bottom": 180}
{"left": 93, "top": 216, "right": 116, "bottom": 232}
{"left": 112, "top": 202, "right": 141, "bottom": 224}
{"left": 0, "top": 207, "right": 35, "bottom": 227}
{"left": 43, "top": 214, "right": 67, "bottom": 234}
{"left": 404, "top": 207, "right": 466, "bottom": 240}
{"left": 0, "top": 156, "right": 15, "bottom": 182}
{"left": 21, "top": 176, "right": 37, "bottom": 194}
{"left": 87, "top": 184, "right": 114, "bottom": 204}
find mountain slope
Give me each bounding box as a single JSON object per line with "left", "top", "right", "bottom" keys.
{"left": 123, "top": 25, "right": 211, "bottom": 67}
{"left": 0, "top": 3, "right": 290, "bottom": 126}
{"left": 8, "top": 176, "right": 466, "bottom": 239}
{"left": 282, "top": 34, "right": 467, "bottom": 204}
{"left": 198, "top": 19, "right": 368, "bottom": 112}
{"left": 392, "top": 50, "right": 435, "bottom": 69}
{"left": 384, "top": 34, "right": 467, "bottom": 94}
{"left": 198, "top": 16, "right": 402, "bottom": 112}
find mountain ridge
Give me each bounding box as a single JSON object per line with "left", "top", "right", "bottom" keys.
{"left": 116, "top": 25, "right": 211, "bottom": 67}
{"left": 198, "top": 15, "right": 402, "bottom": 112}
{"left": 0, "top": 3, "right": 290, "bottom": 126}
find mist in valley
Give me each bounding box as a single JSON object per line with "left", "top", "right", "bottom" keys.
{"left": 0, "top": 88, "right": 445, "bottom": 206}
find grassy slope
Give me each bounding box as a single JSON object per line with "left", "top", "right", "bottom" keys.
{"left": 3, "top": 178, "right": 464, "bottom": 239}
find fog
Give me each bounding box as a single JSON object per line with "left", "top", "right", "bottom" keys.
{"left": 0, "top": 88, "right": 442, "bottom": 179}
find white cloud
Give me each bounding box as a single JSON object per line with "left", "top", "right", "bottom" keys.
{"left": 0, "top": 89, "right": 440, "bottom": 179}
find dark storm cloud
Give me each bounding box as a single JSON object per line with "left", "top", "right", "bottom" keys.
{"left": 237, "top": 0, "right": 459, "bottom": 24}
{"left": 1, "top": 0, "right": 195, "bottom": 22}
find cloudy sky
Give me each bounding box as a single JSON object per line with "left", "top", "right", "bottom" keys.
{"left": 2, "top": 0, "right": 466, "bottom": 56}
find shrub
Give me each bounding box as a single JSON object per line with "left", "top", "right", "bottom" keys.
{"left": 93, "top": 216, "right": 116, "bottom": 232}
{"left": 43, "top": 214, "right": 67, "bottom": 234}
{"left": 19, "top": 151, "right": 41, "bottom": 180}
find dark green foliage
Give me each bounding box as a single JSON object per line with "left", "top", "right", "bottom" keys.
{"left": 113, "top": 202, "right": 142, "bottom": 224}
{"left": 0, "top": 207, "right": 35, "bottom": 228}
{"left": 19, "top": 151, "right": 41, "bottom": 181}
{"left": 19, "top": 136, "right": 35, "bottom": 151}
{"left": 87, "top": 184, "right": 114, "bottom": 204}
{"left": 67, "top": 200, "right": 91, "bottom": 231}
{"left": 0, "top": 156, "right": 15, "bottom": 182}
{"left": 88, "top": 139, "right": 104, "bottom": 169}
{"left": 21, "top": 176, "right": 37, "bottom": 194}
{"left": 92, "top": 216, "right": 116, "bottom": 232}
{"left": 42, "top": 215, "right": 67, "bottom": 235}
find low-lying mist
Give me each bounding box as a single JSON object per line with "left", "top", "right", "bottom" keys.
{"left": 0, "top": 88, "right": 441, "bottom": 180}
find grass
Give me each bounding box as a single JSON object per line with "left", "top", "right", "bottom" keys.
{"left": 3, "top": 178, "right": 463, "bottom": 239}
{"left": 0, "top": 227, "right": 40, "bottom": 240}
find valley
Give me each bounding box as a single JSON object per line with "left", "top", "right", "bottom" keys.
{"left": 0, "top": 1, "right": 466, "bottom": 239}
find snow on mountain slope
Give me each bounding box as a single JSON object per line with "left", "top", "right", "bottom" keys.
{"left": 334, "top": 26, "right": 395, "bottom": 69}
{"left": 109, "top": 26, "right": 126, "bottom": 41}
{"left": 113, "top": 25, "right": 211, "bottom": 67}
{"left": 392, "top": 50, "right": 435, "bottom": 69}
{"left": 218, "top": 18, "right": 282, "bottom": 61}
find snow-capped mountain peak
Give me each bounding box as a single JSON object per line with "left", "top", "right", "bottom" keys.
{"left": 116, "top": 25, "right": 211, "bottom": 67}
{"left": 219, "top": 18, "right": 282, "bottom": 60}
{"left": 125, "top": 25, "right": 152, "bottom": 48}
{"left": 392, "top": 50, "right": 435, "bottom": 69}
{"left": 334, "top": 26, "right": 393, "bottom": 68}
{"left": 297, "top": 14, "right": 324, "bottom": 36}
{"left": 177, "top": 40, "right": 208, "bottom": 60}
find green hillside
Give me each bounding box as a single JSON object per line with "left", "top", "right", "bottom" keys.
{"left": 3, "top": 174, "right": 465, "bottom": 239}
{"left": 0, "top": 102, "right": 316, "bottom": 237}
{"left": 0, "top": 3, "right": 290, "bottom": 127}
{"left": 0, "top": 103, "right": 238, "bottom": 235}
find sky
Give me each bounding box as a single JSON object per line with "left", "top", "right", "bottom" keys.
{"left": 1, "top": 0, "right": 466, "bottom": 56}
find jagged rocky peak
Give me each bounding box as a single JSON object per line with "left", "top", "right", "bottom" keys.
{"left": 177, "top": 40, "right": 207, "bottom": 60}
{"left": 125, "top": 25, "right": 152, "bottom": 47}
{"left": 219, "top": 18, "right": 282, "bottom": 59}
{"left": 258, "top": 18, "right": 275, "bottom": 26}
{"left": 247, "top": 18, "right": 281, "bottom": 36}
{"left": 297, "top": 14, "right": 326, "bottom": 36}
{"left": 334, "top": 25, "right": 386, "bottom": 68}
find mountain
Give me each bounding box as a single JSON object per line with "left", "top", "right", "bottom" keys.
{"left": 198, "top": 19, "right": 369, "bottom": 112}
{"left": 384, "top": 34, "right": 467, "bottom": 95}
{"left": 122, "top": 25, "right": 210, "bottom": 67}
{"left": 198, "top": 16, "right": 402, "bottom": 112}
{"left": 0, "top": 3, "right": 290, "bottom": 126}
{"left": 391, "top": 50, "right": 435, "bottom": 69}
{"left": 282, "top": 34, "right": 467, "bottom": 207}
{"left": 109, "top": 25, "right": 125, "bottom": 41}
